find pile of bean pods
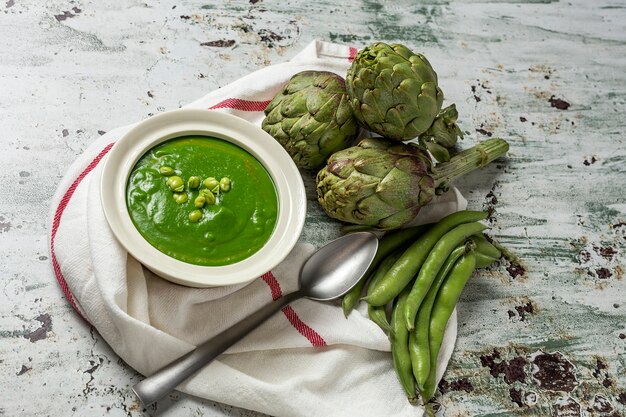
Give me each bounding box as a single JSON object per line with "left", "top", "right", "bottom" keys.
{"left": 342, "top": 210, "right": 505, "bottom": 405}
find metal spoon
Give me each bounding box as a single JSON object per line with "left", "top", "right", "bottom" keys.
{"left": 132, "top": 231, "right": 378, "bottom": 406}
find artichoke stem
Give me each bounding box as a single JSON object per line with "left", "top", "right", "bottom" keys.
{"left": 431, "top": 138, "right": 509, "bottom": 188}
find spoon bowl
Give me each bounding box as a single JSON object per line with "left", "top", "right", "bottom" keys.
{"left": 133, "top": 232, "right": 379, "bottom": 406}
{"left": 301, "top": 232, "right": 379, "bottom": 300}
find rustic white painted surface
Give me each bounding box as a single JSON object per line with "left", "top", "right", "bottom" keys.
{"left": 1, "top": 0, "right": 625, "bottom": 416}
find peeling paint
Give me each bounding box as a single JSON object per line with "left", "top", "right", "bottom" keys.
{"left": 514, "top": 301, "right": 535, "bottom": 321}
{"left": 438, "top": 377, "right": 474, "bottom": 394}
{"left": 549, "top": 95, "right": 571, "bottom": 110}
{"left": 201, "top": 40, "right": 236, "bottom": 48}
{"left": 16, "top": 365, "right": 31, "bottom": 376}
{"left": 23, "top": 313, "right": 52, "bottom": 343}
{"left": 506, "top": 261, "right": 526, "bottom": 279}
{"left": 480, "top": 349, "right": 527, "bottom": 384}
{"left": 83, "top": 357, "right": 104, "bottom": 396}
{"left": 592, "top": 394, "right": 613, "bottom": 413}
{"left": 54, "top": 7, "right": 81, "bottom": 22}
{"left": 510, "top": 387, "right": 524, "bottom": 407}
{"left": 531, "top": 351, "right": 578, "bottom": 392}
{"left": 0, "top": 217, "right": 11, "bottom": 233}
{"left": 552, "top": 396, "right": 580, "bottom": 417}
{"left": 257, "top": 29, "right": 284, "bottom": 48}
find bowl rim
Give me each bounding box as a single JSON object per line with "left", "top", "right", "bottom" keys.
{"left": 100, "top": 108, "right": 306, "bottom": 288}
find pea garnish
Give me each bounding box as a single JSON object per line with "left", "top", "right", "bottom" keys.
{"left": 203, "top": 177, "right": 219, "bottom": 191}
{"left": 159, "top": 166, "right": 175, "bottom": 176}
{"left": 188, "top": 209, "right": 203, "bottom": 223}
{"left": 166, "top": 176, "right": 185, "bottom": 192}
{"left": 160, "top": 167, "right": 228, "bottom": 220}
{"left": 187, "top": 176, "right": 201, "bottom": 189}
{"left": 219, "top": 177, "right": 231, "bottom": 192}
{"left": 200, "top": 188, "right": 216, "bottom": 205}
{"left": 173, "top": 193, "right": 188, "bottom": 204}
{"left": 194, "top": 195, "right": 206, "bottom": 208}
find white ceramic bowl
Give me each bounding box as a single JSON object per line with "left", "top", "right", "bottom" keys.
{"left": 100, "top": 108, "right": 306, "bottom": 288}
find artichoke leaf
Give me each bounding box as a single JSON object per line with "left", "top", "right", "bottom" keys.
{"left": 262, "top": 70, "right": 358, "bottom": 169}
{"left": 346, "top": 42, "right": 443, "bottom": 140}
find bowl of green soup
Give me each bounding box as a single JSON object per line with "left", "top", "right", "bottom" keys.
{"left": 100, "top": 109, "right": 306, "bottom": 287}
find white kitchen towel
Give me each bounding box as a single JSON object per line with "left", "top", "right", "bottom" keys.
{"left": 49, "top": 40, "right": 467, "bottom": 417}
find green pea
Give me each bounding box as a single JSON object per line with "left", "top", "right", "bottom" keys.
{"left": 220, "top": 177, "right": 231, "bottom": 192}
{"left": 159, "top": 166, "right": 175, "bottom": 176}
{"left": 188, "top": 210, "right": 203, "bottom": 223}
{"left": 194, "top": 195, "right": 206, "bottom": 208}
{"left": 187, "top": 176, "right": 201, "bottom": 189}
{"left": 200, "top": 189, "right": 216, "bottom": 205}
{"left": 203, "top": 177, "right": 219, "bottom": 190}
{"left": 173, "top": 193, "right": 188, "bottom": 204}
{"left": 166, "top": 176, "right": 184, "bottom": 192}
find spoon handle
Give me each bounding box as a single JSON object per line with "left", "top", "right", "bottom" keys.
{"left": 132, "top": 291, "right": 302, "bottom": 405}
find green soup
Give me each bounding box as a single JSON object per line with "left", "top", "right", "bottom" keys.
{"left": 126, "top": 136, "right": 278, "bottom": 266}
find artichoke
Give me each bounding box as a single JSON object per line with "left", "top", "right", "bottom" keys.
{"left": 262, "top": 71, "right": 359, "bottom": 169}
{"left": 316, "top": 137, "right": 509, "bottom": 229}
{"left": 419, "top": 104, "right": 464, "bottom": 162}
{"left": 346, "top": 42, "right": 444, "bottom": 141}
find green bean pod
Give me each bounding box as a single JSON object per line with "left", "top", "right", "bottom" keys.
{"left": 341, "top": 277, "right": 368, "bottom": 318}
{"left": 404, "top": 222, "right": 486, "bottom": 331}
{"left": 470, "top": 234, "right": 501, "bottom": 268}
{"left": 390, "top": 288, "right": 418, "bottom": 405}
{"left": 474, "top": 253, "right": 499, "bottom": 268}
{"left": 366, "top": 249, "right": 406, "bottom": 298}
{"left": 410, "top": 243, "right": 471, "bottom": 389}
{"left": 471, "top": 233, "right": 501, "bottom": 259}
{"left": 342, "top": 225, "right": 428, "bottom": 317}
{"left": 364, "top": 249, "right": 405, "bottom": 331}
{"left": 364, "top": 211, "right": 487, "bottom": 307}
{"left": 490, "top": 239, "right": 520, "bottom": 264}
{"left": 421, "top": 251, "right": 477, "bottom": 402}
{"left": 368, "top": 303, "right": 390, "bottom": 333}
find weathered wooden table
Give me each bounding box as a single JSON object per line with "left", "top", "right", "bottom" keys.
{"left": 1, "top": 0, "right": 625, "bottom": 416}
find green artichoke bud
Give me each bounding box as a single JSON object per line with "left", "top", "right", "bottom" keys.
{"left": 419, "top": 104, "right": 464, "bottom": 162}
{"left": 262, "top": 71, "right": 359, "bottom": 169}
{"left": 346, "top": 42, "right": 444, "bottom": 141}
{"left": 316, "top": 137, "right": 509, "bottom": 229}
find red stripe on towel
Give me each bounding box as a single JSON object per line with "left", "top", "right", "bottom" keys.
{"left": 261, "top": 271, "right": 327, "bottom": 347}
{"left": 281, "top": 306, "right": 327, "bottom": 347}
{"left": 348, "top": 46, "right": 358, "bottom": 62}
{"left": 209, "top": 98, "right": 271, "bottom": 112}
{"left": 261, "top": 271, "right": 283, "bottom": 301}
{"left": 50, "top": 142, "right": 115, "bottom": 322}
